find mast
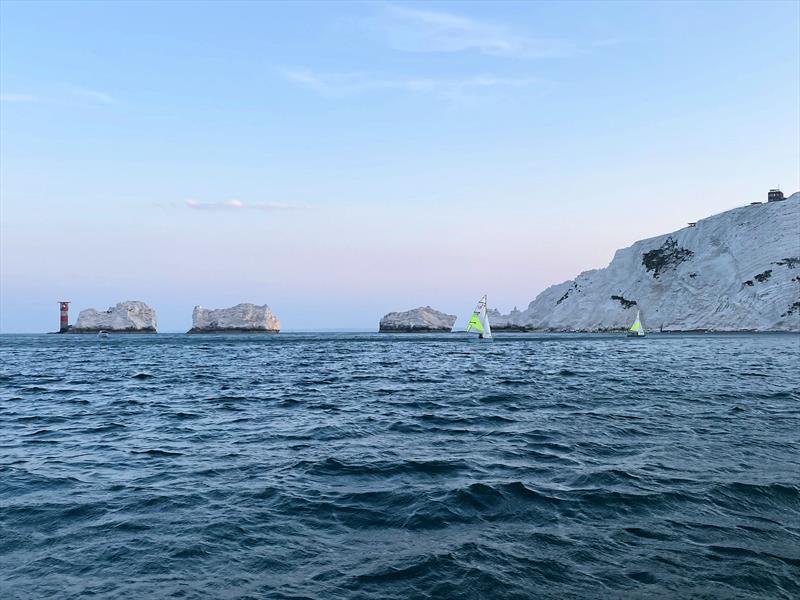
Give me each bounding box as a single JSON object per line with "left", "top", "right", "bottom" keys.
{"left": 481, "top": 295, "right": 492, "bottom": 338}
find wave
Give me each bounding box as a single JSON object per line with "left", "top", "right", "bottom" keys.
{"left": 130, "top": 449, "right": 183, "bottom": 457}
{"left": 2, "top": 332, "right": 799, "bottom": 599}
{"left": 297, "top": 457, "right": 470, "bottom": 478}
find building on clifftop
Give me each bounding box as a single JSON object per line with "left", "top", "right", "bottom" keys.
{"left": 768, "top": 189, "right": 784, "bottom": 202}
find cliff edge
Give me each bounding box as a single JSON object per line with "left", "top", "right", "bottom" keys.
{"left": 492, "top": 193, "right": 800, "bottom": 332}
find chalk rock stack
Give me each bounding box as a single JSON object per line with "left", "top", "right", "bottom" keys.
{"left": 188, "top": 303, "right": 281, "bottom": 333}
{"left": 70, "top": 301, "right": 157, "bottom": 333}
{"left": 379, "top": 306, "right": 457, "bottom": 332}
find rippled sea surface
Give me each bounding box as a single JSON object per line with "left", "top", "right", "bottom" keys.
{"left": 1, "top": 333, "right": 799, "bottom": 599}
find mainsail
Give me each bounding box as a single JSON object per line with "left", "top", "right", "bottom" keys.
{"left": 629, "top": 310, "right": 644, "bottom": 336}
{"left": 466, "top": 295, "right": 492, "bottom": 339}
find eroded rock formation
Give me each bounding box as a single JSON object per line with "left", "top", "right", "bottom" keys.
{"left": 188, "top": 303, "right": 280, "bottom": 333}
{"left": 70, "top": 301, "right": 157, "bottom": 333}
{"left": 379, "top": 306, "right": 457, "bottom": 332}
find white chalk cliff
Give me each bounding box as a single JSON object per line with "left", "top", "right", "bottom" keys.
{"left": 189, "top": 303, "right": 280, "bottom": 333}
{"left": 492, "top": 193, "right": 800, "bottom": 332}
{"left": 379, "top": 306, "right": 457, "bottom": 332}
{"left": 72, "top": 301, "right": 157, "bottom": 332}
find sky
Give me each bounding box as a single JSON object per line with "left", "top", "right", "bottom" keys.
{"left": 1, "top": 0, "right": 798, "bottom": 332}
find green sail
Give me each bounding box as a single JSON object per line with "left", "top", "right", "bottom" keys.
{"left": 630, "top": 321, "right": 642, "bottom": 332}
{"left": 467, "top": 313, "right": 484, "bottom": 333}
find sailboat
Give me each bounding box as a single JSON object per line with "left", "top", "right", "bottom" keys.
{"left": 466, "top": 295, "right": 493, "bottom": 341}
{"left": 627, "top": 310, "right": 646, "bottom": 337}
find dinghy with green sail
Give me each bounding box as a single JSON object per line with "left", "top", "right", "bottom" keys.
{"left": 627, "top": 310, "right": 646, "bottom": 337}
{"left": 466, "top": 295, "right": 493, "bottom": 341}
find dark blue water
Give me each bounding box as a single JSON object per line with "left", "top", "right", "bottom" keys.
{"left": 1, "top": 333, "right": 799, "bottom": 599}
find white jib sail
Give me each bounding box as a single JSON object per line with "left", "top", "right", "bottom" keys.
{"left": 481, "top": 299, "right": 492, "bottom": 338}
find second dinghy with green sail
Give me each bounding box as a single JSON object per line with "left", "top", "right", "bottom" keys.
{"left": 466, "top": 295, "right": 493, "bottom": 342}
{"left": 627, "top": 310, "right": 646, "bottom": 337}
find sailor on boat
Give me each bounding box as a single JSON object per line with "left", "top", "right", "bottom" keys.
{"left": 466, "top": 295, "right": 493, "bottom": 341}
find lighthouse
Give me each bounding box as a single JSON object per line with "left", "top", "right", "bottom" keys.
{"left": 59, "top": 301, "right": 71, "bottom": 332}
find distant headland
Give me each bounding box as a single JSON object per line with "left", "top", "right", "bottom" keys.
{"left": 489, "top": 191, "right": 799, "bottom": 332}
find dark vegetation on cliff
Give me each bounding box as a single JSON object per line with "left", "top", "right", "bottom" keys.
{"left": 754, "top": 269, "right": 773, "bottom": 283}
{"left": 782, "top": 302, "right": 800, "bottom": 317}
{"left": 642, "top": 237, "right": 694, "bottom": 278}
{"left": 556, "top": 283, "right": 577, "bottom": 306}
{"left": 774, "top": 257, "right": 800, "bottom": 268}
{"left": 610, "top": 295, "right": 637, "bottom": 309}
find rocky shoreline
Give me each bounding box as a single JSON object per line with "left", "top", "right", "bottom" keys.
{"left": 488, "top": 327, "right": 794, "bottom": 333}
{"left": 186, "top": 327, "right": 279, "bottom": 334}
{"left": 61, "top": 327, "right": 156, "bottom": 334}
{"left": 379, "top": 325, "right": 455, "bottom": 333}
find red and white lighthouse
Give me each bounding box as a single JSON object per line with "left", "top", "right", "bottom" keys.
{"left": 59, "top": 301, "right": 71, "bottom": 332}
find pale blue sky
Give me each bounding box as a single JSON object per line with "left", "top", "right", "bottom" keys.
{"left": 1, "top": 0, "right": 798, "bottom": 332}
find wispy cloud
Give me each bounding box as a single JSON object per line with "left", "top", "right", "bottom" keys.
{"left": 282, "top": 68, "right": 544, "bottom": 99}
{"left": 0, "top": 93, "right": 38, "bottom": 103}
{"left": 366, "top": 4, "right": 575, "bottom": 59}
{"left": 0, "top": 86, "right": 115, "bottom": 105}
{"left": 185, "top": 199, "right": 294, "bottom": 211}
{"left": 67, "top": 86, "right": 116, "bottom": 104}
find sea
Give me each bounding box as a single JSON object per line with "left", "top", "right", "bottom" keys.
{"left": 1, "top": 332, "right": 798, "bottom": 599}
